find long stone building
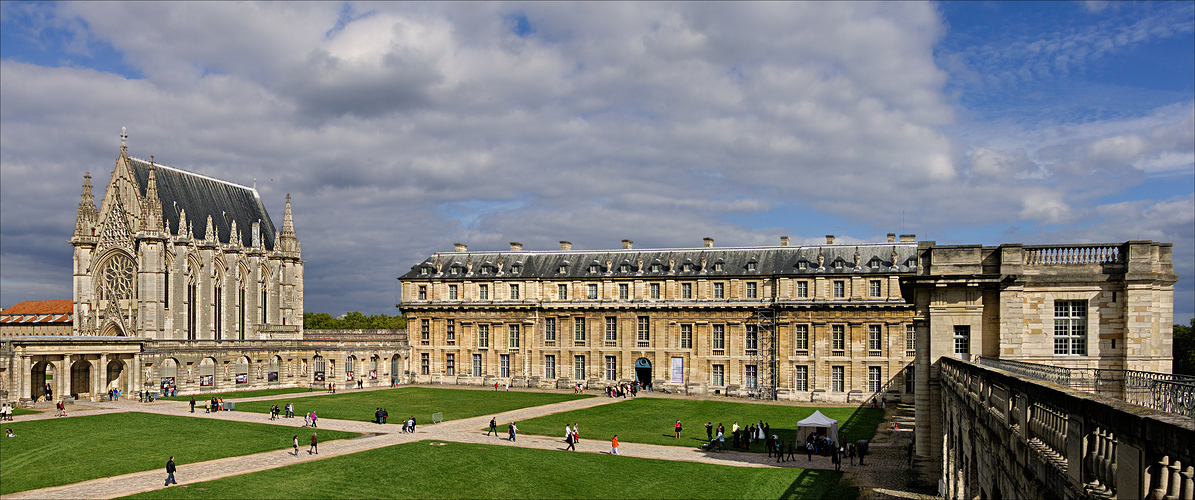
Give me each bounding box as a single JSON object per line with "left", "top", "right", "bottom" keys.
{"left": 0, "top": 134, "right": 408, "bottom": 404}
{"left": 398, "top": 239, "right": 1176, "bottom": 406}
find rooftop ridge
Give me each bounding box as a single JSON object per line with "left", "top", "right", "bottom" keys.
{"left": 429, "top": 242, "right": 917, "bottom": 256}
{"left": 128, "top": 157, "right": 261, "bottom": 199}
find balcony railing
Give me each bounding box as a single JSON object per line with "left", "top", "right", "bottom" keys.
{"left": 1023, "top": 245, "right": 1120, "bottom": 265}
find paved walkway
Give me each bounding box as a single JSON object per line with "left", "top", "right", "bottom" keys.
{"left": 3, "top": 390, "right": 940, "bottom": 499}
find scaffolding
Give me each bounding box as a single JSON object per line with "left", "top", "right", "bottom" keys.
{"left": 752, "top": 307, "right": 778, "bottom": 400}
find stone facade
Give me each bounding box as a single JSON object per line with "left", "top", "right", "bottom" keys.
{"left": 0, "top": 135, "right": 409, "bottom": 404}
{"left": 399, "top": 236, "right": 922, "bottom": 401}
{"left": 902, "top": 241, "right": 1178, "bottom": 483}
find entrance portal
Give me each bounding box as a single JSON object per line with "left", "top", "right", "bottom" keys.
{"left": 31, "top": 361, "right": 49, "bottom": 401}
{"left": 106, "top": 359, "right": 125, "bottom": 394}
{"left": 634, "top": 358, "right": 652, "bottom": 384}
{"left": 71, "top": 360, "right": 91, "bottom": 398}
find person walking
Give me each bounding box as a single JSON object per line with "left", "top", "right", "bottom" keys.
{"left": 855, "top": 440, "right": 869, "bottom": 465}
{"left": 488, "top": 417, "right": 498, "bottom": 436}
{"left": 189, "top": 397, "right": 195, "bottom": 413}
{"left": 705, "top": 421, "right": 713, "bottom": 441}
{"left": 309, "top": 433, "right": 318, "bottom": 454}
{"left": 293, "top": 435, "right": 299, "bottom": 457}
{"left": 508, "top": 422, "right": 518, "bottom": 442}
{"left": 164, "top": 456, "right": 177, "bottom": 486}
{"left": 311, "top": 411, "right": 318, "bottom": 428}
{"left": 674, "top": 420, "right": 682, "bottom": 439}
{"left": 565, "top": 424, "right": 572, "bottom": 442}
{"left": 611, "top": 435, "right": 619, "bottom": 455}
{"left": 832, "top": 446, "right": 842, "bottom": 471}
{"left": 907, "top": 442, "right": 914, "bottom": 465}
{"left": 848, "top": 443, "right": 856, "bottom": 465}
{"left": 776, "top": 439, "right": 784, "bottom": 463}
{"left": 572, "top": 424, "right": 579, "bottom": 443}
{"left": 565, "top": 431, "right": 576, "bottom": 451}
{"left": 304, "top": 412, "right": 311, "bottom": 427}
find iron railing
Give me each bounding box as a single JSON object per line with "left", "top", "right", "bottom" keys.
{"left": 979, "top": 357, "right": 1195, "bottom": 419}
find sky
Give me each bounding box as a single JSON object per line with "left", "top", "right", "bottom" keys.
{"left": 1, "top": 1, "right": 1192, "bottom": 321}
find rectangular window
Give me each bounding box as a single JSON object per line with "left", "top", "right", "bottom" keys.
{"left": 574, "top": 317, "right": 586, "bottom": 342}
{"left": 449, "top": 284, "right": 458, "bottom": 300}
{"left": 446, "top": 354, "right": 455, "bottom": 376}
{"left": 213, "top": 285, "right": 222, "bottom": 340}
{"left": 797, "top": 281, "right": 808, "bottom": 298}
{"left": 588, "top": 284, "right": 598, "bottom": 299}
{"left": 712, "top": 364, "right": 725, "bottom": 386}
{"left": 618, "top": 283, "right": 629, "bottom": 300}
{"left": 745, "top": 365, "right": 757, "bottom": 389}
{"left": 421, "top": 353, "right": 430, "bottom": 375}
{"left": 421, "top": 319, "right": 430, "bottom": 345}
{"left": 795, "top": 324, "right": 809, "bottom": 351}
{"left": 746, "top": 282, "right": 757, "bottom": 299}
{"left": 473, "top": 354, "right": 482, "bottom": 377}
{"left": 795, "top": 366, "right": 809, "bottom": 391}
{"left": 637, "top": 316, "right": 650, "bottom": 347}
{"left": 478, "top": 324, "right": 489, "bottom": 348}
{"left": 447, "top": 319, "right": 456, "bottom": 344}
{"left": 869, "top": 280, "right": 881, "bottom": 298}
{"left": 747, "top": 262, "right": 757, "bottom": 271}
{"left": 832, "top": 366, "right": 844, "bottom": 392}
{"left": 544, "top": 355, "right": 556, "bottom": 379}
{"left": 508, "top": 324, "right": 520, "bottom": 349}
{"left": 833, "top": 280, "right": 845, "bottom": 298}
{"left": 904, "top": 365, "right": 915, "bottom": 394}
{"left": 680, "top": 324, "right": 693, "bottom": 349}
{"left": 1054, "top": 300, "right": 1088, "bottom": 355}
{"left": 558, "top": 284, "right": 568, "bottom": 300}
{"left": 832, "top": 325, "right": 845, "bottom": 354}
{"left": 418, "top": 285, "right": 427, "bottom": 300}
{"left": 605, "top": 317, "right": 617, "bottom": 346}
{"left": 682, "top": 283, "right": 692, "bottom": 299}
{"left": 868, "top": 366, "right": 881, "bottom": 393}
{"left": 954, "top": 325, "right": 971, "bottom": 355}
{"left": 714, "top": 283, "right": 725, "bottom": 299}
{"left": 605, "top": 356, "right": 617, "bottom": 380}
{"left": 478, "top": 284, "right": 488, "bottom": 300}
{"left": 574, "top": 355, "right": 585, "bottom": 380}
{"left": 543, "top": 318, "right": 555, "bottom": 345}
{"left": 712, "top": 324, "right": 725, "bottom": 353}
{"left": 509, "top": 284, "right": 520, "bottom": 300}
{"left": 868, "top": 325, "right": 881, "bottom": 355}
{"left": 500, "top": 354, "right": 510, "bottom": 378}
{"left": 650, "top": 283, "right": 660, "bottom": 299}
{"left": 745, "top": 325, "right": 758, "bottom": 352}
{"left": 905, "top": 324, "right": 916, "bottom": 355}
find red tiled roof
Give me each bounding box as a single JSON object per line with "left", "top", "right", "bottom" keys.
{"left": 1, "top": 300, "right": 74, "bottom": 315}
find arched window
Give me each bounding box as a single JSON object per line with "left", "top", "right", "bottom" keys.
{"left": 269, "top": 355, "right": 281, "bottom": 384}
{"left": 161, "top": 358, "right": 179, "bottom": 390}
{"left": 370, "top": 356, "right": 379, "bottom": 380}
{"left": 346, "top": 356, "right": 356, "bottom": 383}
{"left": 313, "top": 355, "right": 325, "bottom": 382}
{"left": 236, "top": 356, "right": 249, "bottom": 384}
{"left": 186, "top": 263, "right": 198, "bottom": 341}
{"left": 199, "top": 357, "right": 216, "bottom": 388}
{"left": 390, "top": 355, "right": 401, "bottom": 384}
{"left": 213, "top": 268, "right": 224, "bottom": 341}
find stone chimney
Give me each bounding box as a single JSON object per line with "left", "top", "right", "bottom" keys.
{"left": 454, "top": 243, "right": 468, "bottom": 252}
{"left": 560, "top": 241, "right": 572, "bottom": 251}
{"left": 888, "top": 233, "right": 896, "bottom": 243}
{"left": 826, "top": 235, "right": 835, "bottom": 244}
{"left": 900, "top": 234, "right": 916, "bottom": 242}
{"left": 780, "top": 236, "right": 790, "bottom": 247}
{"left": 510, "top": 242, "right": 523, "bottom": 251}
{"left": 703, "top": 237, "right": 714, "bottom": 248}
{"left": 622, "top": 239, "right": 633, "bottom": 250}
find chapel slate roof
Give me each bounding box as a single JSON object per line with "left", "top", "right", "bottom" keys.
{"left": 128, "top": 158, "right": 277, "bottom": 249}
{"left": 401, "top": 243, "right": 918, "bottom": 280}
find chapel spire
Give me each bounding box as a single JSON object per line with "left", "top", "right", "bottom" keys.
{"left": 140, "top": 156, "right": 163, "bottom": 231}
{"left": 75, "top": 172, "right": 98, "bottom": 237}
{"left": 278, "top": 193, "right": 300, "bottom": 254}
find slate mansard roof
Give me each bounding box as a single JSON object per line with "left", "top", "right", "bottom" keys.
{"left": 401, "top": 243, "right": 919, "bottom": 281}
{"left": 129, "top": 157, "right": 277, "bottom": 249}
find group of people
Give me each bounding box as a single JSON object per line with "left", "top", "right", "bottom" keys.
{"left": 106, "top": 388, "right": 123, "bottom": 401}
{"left": 604, "top": 381, "right": 640, "bottom": 398}
{"left": 55, "top": 400, "right": 68, "bottom": 417}
{"left": 137, "top": 391, "right": 155, "bottom": 402}
{"left": 373, "top": 407, "right": 389, "bottom": 424}
{"left": 207, "top": 397, "right": 229, "bottom": 412}
{"left": 303, "top": 411, "right": 319, "bottom": 427}
{"left": 701, "top": 420, "right": 773, "bottom": 451}
{"left": 269, "top": 404, "right": 294, "bottom": 420}
{"left": 400, "top": 415, "right": 417, "bottom": 433}
{"left": 562, "top": 423, "right": 580, "bottom": 450}
{"left": 0, "top": 402, "right": 14, "bottom": 421}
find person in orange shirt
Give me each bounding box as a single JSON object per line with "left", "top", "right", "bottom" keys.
{"left": 611, "top": 435, "right": 619, "bottom": 455}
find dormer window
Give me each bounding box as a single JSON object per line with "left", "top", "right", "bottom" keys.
{"left": 833, "top": 260, "right": 845, "bottom": 270}
{"left": 747, "top": 262, "right": 757, "bottom": 272}
{"left": 559, "top": 265, "right": 568, "bottom": 274}
{"left": 798, "top": 261, "right": 808, "bottom": 270}
{"left": 683, "top": 263, "right": 694, "bottom": 272}
{"left": 869, "top": 257, "right": 882, "bottom": 269}
{"left": 714, "top": 262, "right": 724, "bottom": 272}
{"left": 620, "top": 264, "right": 631, "bottom": 273}
{"left": 511, "top": 265, "right": 521, "bottom": 274}
{"left": 480, "top": 266, "right": 490, "bottom": 275}
{"left": 651, "top": 263, "right": 662, "bottom": 273}
{"left": 450, "top": 267, "right": 461, "bottom": 275}
{"left": 420, "top": 267, "right": 430, "bottom": 276}
{"left": 589, "top": 264, "right": 599, "bottom": 274}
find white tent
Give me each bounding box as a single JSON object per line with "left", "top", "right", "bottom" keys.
{"left": 795, "top": 410, "right": 840, "bottom": 447}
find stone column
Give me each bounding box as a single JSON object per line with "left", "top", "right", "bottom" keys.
{"left": 98, "top": 353, "right": 109, "bottom": 397}
{"left": 131, "top": 353, "right": 142, "bottom": 395}
{"left": 20, "top": 355, "right": 32, "bottom": 400}
{"left": 61, "top": 354, "right": 72, "bottom": 399}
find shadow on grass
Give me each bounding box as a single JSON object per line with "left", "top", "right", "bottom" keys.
{"left": 779, "top": 469, "right": 858, "bottom": 500}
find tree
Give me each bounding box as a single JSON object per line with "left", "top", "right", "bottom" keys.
{"left": 1175, "top": 319, "right": 1195, "bottom": 376}
{"left": 303, "top": 311, "right": 406, "bottom": 330}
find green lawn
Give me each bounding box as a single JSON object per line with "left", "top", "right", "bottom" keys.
{"left": 162, "top": 387, "right": 313, "bottom": 402}
{"left": 11, "top": 407, "right": 41, "bottom": 416}
{"left": 516, "top": 398, "right": 884, "bottom": 453}
{"left": 0, "top": 412, "right": 359, "bottom": 495}
{"left": 232, "top": 387, "right": 592, "bottom": 423}
{"left": 122, "top": 440, "right": 857, "bottom": 500}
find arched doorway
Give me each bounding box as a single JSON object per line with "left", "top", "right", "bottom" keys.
{"left": 199, "top": 357, "right": 216, "bottom": 389}
{"left": 390, "top": 355, "right": 401, "bottom": 385}
{"left": 235, "top": 357, "right": 249, "bottom": 385}
{"left": 269, "top": 356, "right": 281, "bottom": 384}
{"left": 106, "top": 359, "right": 126, "bottom": 394}
{"left": 71, "top": 359, "right": 92, "bottom": 399}
{"left": 160, "top": 358, "right": 179, "bottom": 394}
{"left": 635, "top": 358, "right": 652, "bottom": 383}
{"left": 31, "top": 361, "right": 49, "bottom": 401}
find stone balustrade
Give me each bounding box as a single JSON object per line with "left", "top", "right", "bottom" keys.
{"left": 1024, "top": 245, "right": 1121, "bottom": 265}
{"left": 940, "top": 356, "right": 1194, "bottom": 500}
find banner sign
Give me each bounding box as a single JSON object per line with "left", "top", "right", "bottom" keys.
{"left": 670, "top": 357, "right": 684, "bottom": 384}
{"left": 314, "top": 371, "right": 325, "bottom": 382}
{"left": 268, "top": 371, "right": 278, "bottom": 382}
{"left": 346, "top": 370, "right": 355, "bottom": 382}
{"left": 200, "top": 375, "right": 214, "bottom": 387}
{"left": 368, "top": 370, "right": 378, "bottom": 380}
{"left": 235, "top": 373, "right": 248, "bottom": 384}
